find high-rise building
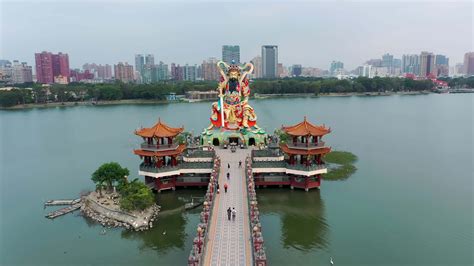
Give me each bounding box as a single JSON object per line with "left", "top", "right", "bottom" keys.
{"left": 145, "top": 54, "right": 155, "bottom": 66}
{"left": 262, "top": 45, "right": 278, "bottom": 79}
{"left": 382, "top": 53, "right": 394, "bottom": 68}
{"left": 114, "top": 62, "right": 134, "bottom": 82}
{"left": 250, "top": 56, "right": 262, "bottom": 79}
{"left": 463, "top": 52, "right": 474, "bottom": 76}
{"left": 52, "top": 53, "right": 70, "bottom": 81}
{"left": 171, "top": 63, "right": 184, "bottom": 81}
{"left": 402, "top": 54, "right": 420, "bottom": 75}
{"left": 222, "top": 45, "right": 240, "bottom": 64}
{"left": 135, "top": 54, "right": 145, "bottom": 75}
{"left": 330, "top": 61, "right": 344, "bottom": 75}
{"left": 155, "top": 61, "right": 169, "bottom": 81}
{"left": 419, "top": 52, "right": 436, "bottom": 77}
{"left": 11, "top": 60, "right": 33, "bottom": 84}
{"left": 183, "top": 64, "right": 197, "bottom": 81}
{"left": 291, "top": 64, "right": 302, "bottom": 77}
{"left": 366, "top": 59, "right": 382, "bottom": 67}
{"left": 434, "top": 54, "right": 449, "bottom": 77}
{"left": 35, "top": 51, "right": 70, "bottom": 84}
{"left": 201, "top": 58, "right": 219, "bottom": 81}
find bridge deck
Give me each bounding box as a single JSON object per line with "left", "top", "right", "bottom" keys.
{"left": 203, "top": 148, "right": 252, "bottom": 266}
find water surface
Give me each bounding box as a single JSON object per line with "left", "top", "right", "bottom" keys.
{"left": 1, "top": 94, "right": 472, "bottom": 265}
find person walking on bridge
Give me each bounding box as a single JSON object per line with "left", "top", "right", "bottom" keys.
{"left": 232, "top": 207, "right": 236, "bottom": 221}
{"left": 227, "top": 207, "right": 232, "bottom": 221}
{"left": 239, "top": 160, "right": 242, "bottom": 168}
{"left": 224, "top": 183, "right": 228, "bottom": 193}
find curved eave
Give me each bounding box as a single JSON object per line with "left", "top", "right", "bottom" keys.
{"left": 280, "top": 144, "right": 331, "bottom": 155}
{"left": 281, "top": 117, "right": 331, "bottom": 137}
{"left": 135, "top": 119, "right": 184, "bottom": 138}
{"left": 134, "top": 144, "right": 186, "bottom": 156}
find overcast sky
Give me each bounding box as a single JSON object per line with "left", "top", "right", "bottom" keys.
{"left": 1, "top": 0, "right": 472, "bottom": 70}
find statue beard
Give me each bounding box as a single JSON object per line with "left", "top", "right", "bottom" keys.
{"left": 228, "top": 79, "right": 238, "bottom": 93}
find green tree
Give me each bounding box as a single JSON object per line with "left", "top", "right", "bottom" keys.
{"left": 119, "top": 178, "right": 155, "bottom": 211}
{"left": 91, "top": 162, "right": 129, "bottom": 192}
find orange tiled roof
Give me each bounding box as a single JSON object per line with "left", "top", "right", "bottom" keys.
{"left": 135, "top": 118, "right": 184, "bottom": 138}
{"left": 134, "top": 144, "right": 186, "bottom": 157}
{"left": 280, "top": 144, "right": 331, "bottom": 156}
{"left": 282, "top": 117, "right": 331, "bottom": 137}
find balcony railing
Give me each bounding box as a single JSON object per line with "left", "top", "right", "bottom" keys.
{"left": 185, "top": 150, "right": 215, "bottom": 158}
{"left": 140, "top": 143, "right": 179, "bottom": 151}
{"left": 252, "top": 161, "right": 326, "bottom": 171}
{"left": 252, "top": 149, "right": 281, "bottom": 157}
{"left": 286, "top": 163, "right": 326, "bottom": 171}
{"left": 252, "top": 161, "right": 286, "bottom": 168}
{"left": 181, "top": 162, "right": 213, "bottom": 169}
{"left": 139, "top": 163, "right": 179, "bottom": 173}
{"left": 139, "top": 162, "right": 213, "bottom": 173}
{"left": 286, "top": 141, "right": 326, "bottom": 150}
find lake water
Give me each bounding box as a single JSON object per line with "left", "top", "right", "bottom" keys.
{"left": 1, "top": 94, "right": 472, "bottom": 265}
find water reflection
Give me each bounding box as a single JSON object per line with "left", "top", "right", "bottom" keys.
{"left": 257, "top": 189, "right": 329, "bottom": 251}
{"left": 121, "top": 189, "right": 203, "bottom": 254}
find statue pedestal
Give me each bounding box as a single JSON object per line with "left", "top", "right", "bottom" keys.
{"left": 201, "top": 127, "right": 267, "bottom": 147}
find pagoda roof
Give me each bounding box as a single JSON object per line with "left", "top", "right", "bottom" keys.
{"left": 280, "top": 144, "right": 331, "bottom": 156}
{"left": 135, "top": 118, "right": 184, "bottom": 138}
{"left": 134, "top": 144, "right": 186, "bottom": 157}
{"left": 282, "top": 117, "right": 331, "bottom": 137}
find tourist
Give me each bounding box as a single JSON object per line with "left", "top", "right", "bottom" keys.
{"left": 224, "top": 183, "right": 228, "bottom": 193}
{"left": 232, "top": 207, "right": 236, "bottom": 221}
{"left": 239, "top": 160, "right": 242, "bottom": 168}
{"left": 227, "top": 163, "right": 230, "bottom": 169}
{"left": 227, "top": 172, "right": 230, "bottom": 179}
{"left": 227, "top": 207, "right": 232, "bottom": 221}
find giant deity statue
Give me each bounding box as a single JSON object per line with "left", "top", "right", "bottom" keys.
{"left": 209, "top": 60, "right": 258, "bottom": 130}
{"left": 202, "top": 60, "right": 266, "bottom": 146}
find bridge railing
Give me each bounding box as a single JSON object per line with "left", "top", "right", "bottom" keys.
{"left": 187, "top": 156, "right": 220, "bottom": 266}
{"left": 245, "top": 156, "right": 268, "bottom": 266}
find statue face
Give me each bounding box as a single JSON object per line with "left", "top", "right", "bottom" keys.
{"left": 228, "top": 69, "right": 240, "bottom": 81}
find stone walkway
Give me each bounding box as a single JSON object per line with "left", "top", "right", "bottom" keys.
{"left": 203, "top": 148, "right": 252, "bottom": 266}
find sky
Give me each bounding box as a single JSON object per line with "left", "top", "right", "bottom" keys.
{"left": 0, "top": 0, "right": 472, "bottom": 70}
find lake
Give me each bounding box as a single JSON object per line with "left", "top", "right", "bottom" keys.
{"left": 0, "top": 94, "right": 472, "bottom": 265}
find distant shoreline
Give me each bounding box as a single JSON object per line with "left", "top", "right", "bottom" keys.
{"left": 0, "top": 90, "right": 433, "bottom": 110}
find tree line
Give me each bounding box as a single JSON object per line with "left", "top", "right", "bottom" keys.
{"left": 1, "top": 76, "right": 473, "bottom": 107}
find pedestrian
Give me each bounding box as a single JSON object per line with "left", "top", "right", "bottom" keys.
{"left": 227, "top": 207, "right": 232, "bottom": 221}
{"left": 227, "top": 172, "right": 230, "bottom": 179}
{"left": 232, "top": 207, "right": 236, "bottom": 221}
{"left": 224, "top": 183, "right": 228, "bottom": 193}
{"left": 227, "top": 163, "right": 230, "bottom": 169}
{"left": 238, "top": 160, "right": 242, "bottom": 168}
{"left": 217, "top": 187, "right": 220, "bottom": 194}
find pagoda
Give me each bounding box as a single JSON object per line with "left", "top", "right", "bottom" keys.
{"left": 280, "top": 117, "right": 331, "bottom": 191}
{"left": 251, "top": 117, "right": 331, "bottom": 191}
{"left": 134, "top": 119, "right": 215, "bottom": 192}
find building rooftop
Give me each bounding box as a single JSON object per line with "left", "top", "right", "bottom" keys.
{"left": 282, "top": 116, "right": 331, "bottom": 137}
{"left": 135, "top": 118, "right": 184, "bottom": 138}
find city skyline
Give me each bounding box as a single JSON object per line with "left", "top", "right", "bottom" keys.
{"left": 1, "top": 1, "right": 472, "bottom": 70}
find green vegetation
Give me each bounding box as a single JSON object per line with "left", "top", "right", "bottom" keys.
{"left": 324, "top": 151, "right": 357, "bottom": 165}
{"left": 323, "top": 151, "right": 358, "bottom": 181}
{"left": 118, "top": 178, "right": 155, "bottom": 212}
{"left": 91, "top": 162, "right": 129, "bottom": 197}
{"left": 91, "top": 162, "right": 154, "bottom": 211}
{"left": 274, "top": 129, "right": 289, "bottom": 144}
{"left": 2, "top": 76, "right": 473, "bottom": 108}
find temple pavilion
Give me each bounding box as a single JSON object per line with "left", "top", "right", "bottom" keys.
{"left": 134, "top": 119, "right": 215, "bottom": 192}
{"left": 251, "top": 117, "right": 331, "bottom": 191}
